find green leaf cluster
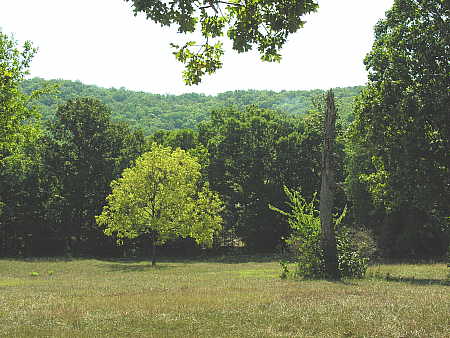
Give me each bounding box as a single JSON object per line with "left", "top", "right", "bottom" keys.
{"left": 346, "top": 0, "right": 449, "bottom": 258}
{"left": 0, "top": 31, "right": 44, "bottom": 219}
{"left": 21, "top": 77, "right": 362, "bottom": 135}
{"left": 197, "top": 105, "right": 349, "bottom": 251}
{"left": 0, "top": 31, "right": 40, "bottom": 164}
{"left": 125, "top": 0, "right": 319, "bottom": 84}
{"left": 271, "top": 187, "right": 369, "bottom": 279}
{"left": 96, "top": 144, "right": 223, "bottom": 247}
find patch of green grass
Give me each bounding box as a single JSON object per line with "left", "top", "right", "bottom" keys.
{"left": 0, "top": 257, "right": 448, "bottom": 337}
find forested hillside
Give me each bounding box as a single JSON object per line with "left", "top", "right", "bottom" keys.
{"left": 2, "top": 0, "right": 449, "bottom": 273}
{"left": 22, "top": 78, "right": 362, "bottom": 135}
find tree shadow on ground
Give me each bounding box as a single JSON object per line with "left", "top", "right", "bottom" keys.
{"left": 97, "top": 257, "right": 149, "bottom": 263}
{"left": 196, "top": 254, "right": 279, "bottom": 264}
{"left": 4, "top": 253, "right": 280, "bottom": 265}
{"left": 329, "top": 279, "right": 359, "bottom": 286}
{"left": 99, "top": 254, "right": 279, "bottom": 264}
{"left": 371, "top": 258, "right": 448, "bottom": 265}
{"left": 6, "top": 256, "right": 76, "bottom": 262}
{"left": 98, "top": 260, "right": 174, "bottom": 272}
{"left": 367, "top": 273, "right": 449, "bottom": 286}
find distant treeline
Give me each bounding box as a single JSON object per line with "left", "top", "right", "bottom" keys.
{"left": 21, "top": 78, "right": 363, "bottom": 135}
{"left": 1, "top": 75, "right": 446, "bottom": 260}
{"left": 3, "top": 0, "right": 449, "bottom": 263}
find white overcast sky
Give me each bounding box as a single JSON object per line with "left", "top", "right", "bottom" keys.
{"left": 0, "top": 0, "right": 394, "bottom": 95}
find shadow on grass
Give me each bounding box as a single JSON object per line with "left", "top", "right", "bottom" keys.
{"left": 97, "top": 254, "right": 279, "bottom": 265}
{"left": 370, "top": 258, "right": 448, "bottom": 265}
{"left": 97, "top": 257, "right": 150, "bottom": 263}
{"left": 196, "top": 254, "right": 280, "bottom": 264}
{"left": 100, "top": 262, "right": 174, "bottom": 272}
{"left": 2, "top": 253, "right": 280, "bottom": 265}
{"left": 331, "top": 279, "right": 359, "bottom": 286}
{"left": 3, "top": 256, "right": 76, "bottom": 262}
{"left": 367, "top": 273, "right": 450, "bottom": 286}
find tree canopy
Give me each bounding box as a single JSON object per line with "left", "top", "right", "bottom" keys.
{"left": 2, "top": 0, "right": 448, "bottom": 262}
{"left": 96, "top": 145, "right": 223, "bottom": 263}
{"left": 352, "top": 0, "right": 449, "bottom": 213}
{"left": 43, "top": 98, "right": 144, "bottom": 252}
{"left": 0, "top": 30, "right": 42, "bottom": 225}
{"left": 125, "top": 0, "right": 318, "bottom": 84}
{"left": 347, "top": 0, "right": 449, "bottom": 258}
{"left": 21, "top": 77, "right": 362, "bottom": 135}
{"left": 0, "top": 31, "right": 40, "bottom": 166}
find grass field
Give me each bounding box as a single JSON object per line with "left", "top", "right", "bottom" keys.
{"left": 0, "top": 256, "right": 448, "bottom": 337}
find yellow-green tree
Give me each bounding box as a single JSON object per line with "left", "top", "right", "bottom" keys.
{"left": 96, "top": 144, "right": 223, "bottom": 264}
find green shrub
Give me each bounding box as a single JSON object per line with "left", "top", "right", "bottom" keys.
{"left": 279, "top": 261, "right": 290, "bottom": 279}
{"left": 271, "top": 189, "right": 325, "bottom": 278}
{"left": 271, "top": 187, "right": 372, "bottom": 279}
{"left": 336, "top": 227, "right": 369, "bottom": 278}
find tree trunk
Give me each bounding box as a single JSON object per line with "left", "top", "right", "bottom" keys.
{"left": 1, "top": 222, "right": 7, "bottom": 257}
{"left": 150, "top": 233, "right": 157, "bottom": 266}
{"left": 319, "top": 89, "right": 340, "bottom": 280}
{"left": 65, "top": 235, "right": 73, "bottom": 258}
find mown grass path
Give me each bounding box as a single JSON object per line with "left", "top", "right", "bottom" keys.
{"left": 0, "top": 257, "right": 448, "bottom": 337}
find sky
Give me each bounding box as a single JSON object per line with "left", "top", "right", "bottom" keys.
{"left": 0, "top": 0, "right": 394, "bottom": 95}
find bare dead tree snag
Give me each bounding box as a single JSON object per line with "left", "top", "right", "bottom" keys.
{"left": 320, "top": 89, "right": 340, "bottom": 280}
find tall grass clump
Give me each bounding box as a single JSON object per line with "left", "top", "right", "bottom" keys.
{"left": 271, "top": 187, "right": 374, "bottom": 279}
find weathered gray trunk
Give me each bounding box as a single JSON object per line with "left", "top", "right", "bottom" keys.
{"left": 319, "top": 89, "right": 340, "bottom": 279}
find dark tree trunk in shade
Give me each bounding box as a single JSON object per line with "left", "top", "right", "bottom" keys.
{"left": 150, "top": 233, "right": 157, "bottom": 266}
{"left": 1, "top": 223, "right": 7, "bottom": 256}
{"left": 319, "top": 89, "right": 340, "bottom": 280}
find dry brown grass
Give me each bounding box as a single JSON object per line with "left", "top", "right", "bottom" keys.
{"left": 0, "top": 257, "right": 448, "bottom": 337}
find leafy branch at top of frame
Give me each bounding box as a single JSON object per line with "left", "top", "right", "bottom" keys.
{"left": 125, "top": 0, "right": 319, "bottom": 84}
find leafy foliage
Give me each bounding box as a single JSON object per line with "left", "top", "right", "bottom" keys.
{"left": 196, "top": 105, "right": 348, "bottom": 251}
{"left": 270, "top": 189, "right": 324, "bottom": 278}
{"left": 0, "top": 31, "right": 44, "bottom": 255}
{"left": 347, "top": 0, "right": 450, "bottom": 258}
{"left": 336, "top": 227, "right": 374, "bottom": 279}
{"left": 125, "top": 0, "right": 319, "bottom": 84}
{"left": 0, "top": 31, "right": 40, "bottom": 163}
{"left": 21, "top": 78, "right": 362, "bottom": 135}
{"left": 96, "top": 145, "right": 223, "bottom": 250}
{"left": 3, "top": 0, "right": 448, "bottom": 262}
{"left": 199, "top": 107, "right": 328, "bottom": 251}
{"left": 271, "top": 187, "right": 370, "bottom": 279}
{"left": 40, "top": 98, "right": 145, "bottom": 255}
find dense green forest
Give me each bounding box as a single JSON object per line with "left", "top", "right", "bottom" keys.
{"left": 1, "top": 0, "right": 449, "bottom": 271}
{"left": 21, "top": 77, "right": 362, "bottom": 134}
